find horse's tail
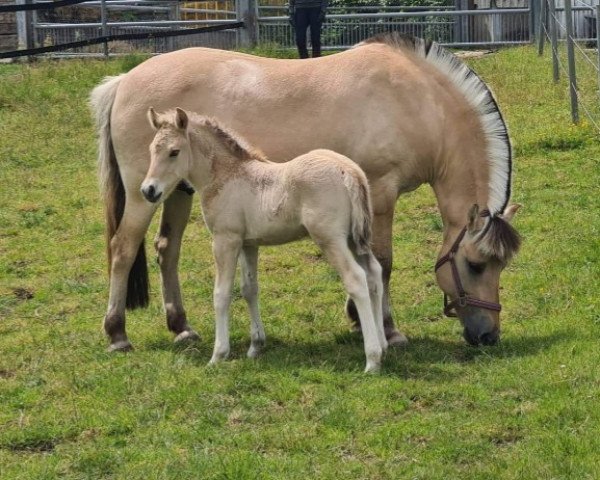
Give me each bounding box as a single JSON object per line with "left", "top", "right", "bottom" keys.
{"left": 342, "top": 167, "right": 373, "bottom": 256}
{"left": 90, "top": 74, "right": 149, "bottom": 310}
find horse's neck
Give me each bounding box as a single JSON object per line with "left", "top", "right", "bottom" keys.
{"left": 187, "top": 129, "right": 242, "bottom": 191}
{"left": 432, "top": 150, "right": 490, "bottom": 245}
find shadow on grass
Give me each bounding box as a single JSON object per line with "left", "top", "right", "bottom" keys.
{"left": 145, "top": 328, "right": 571, "bottom": 380}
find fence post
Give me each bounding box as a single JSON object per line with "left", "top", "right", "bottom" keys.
{"left": 168, "top": 2, "right": 180, "bottom": 52}
{"left": 564, "top": 0, "right": 579, "bottom": 123}
{"left": 530, "top": 0, "right": 538, "bottom": 42}
{"left": 16, "top": 0, "right": 34, "bottom": 57}
{"left": 549, "top": 0, "right": 559, "bottom": 81}
{"left": 237, "top": 0, "right": 257, "bottom": 48}
{"left": 538, "top": 0, "right": 546, "bottom": 54}
{"left": 596, "top": 4, "right": 600, "bottom": 95}
{"left": 100, "top": 0, "right": 108, "bottom": 58}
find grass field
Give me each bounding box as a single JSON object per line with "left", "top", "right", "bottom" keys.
{"left": 0, "top": 46, "right": 599, "bottom": 479}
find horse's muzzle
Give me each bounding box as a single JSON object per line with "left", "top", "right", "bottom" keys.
{"left": 141, "top": 184, "right": 162, "bottom": 203}
{"left": 463, "top": 327, "right": 499, "bottom": 346}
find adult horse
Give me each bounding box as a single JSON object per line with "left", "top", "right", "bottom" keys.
{"left": 90, "top": 33, "right": 521, "bottom": 353}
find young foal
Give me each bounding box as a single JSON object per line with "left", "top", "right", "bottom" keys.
{"left": 141, "top": 108, "right": 387, "bottom": 373}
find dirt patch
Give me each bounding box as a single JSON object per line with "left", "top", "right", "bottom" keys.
{"left": 12, "top": 287, "right": 34, "bottom": 300}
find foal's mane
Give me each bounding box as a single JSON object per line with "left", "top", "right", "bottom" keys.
{"left": 191, "top": 113, "right": 268, "bottom": 163}
{"left": 359, "top": 33, "right": 513, "bottom": 218}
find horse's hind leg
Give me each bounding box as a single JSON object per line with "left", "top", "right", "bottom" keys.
{"left": 154, "top": 188, "right": 199, "bottom": 343}
{"left": 318, "top": 240, "right": 382, "bottom": 373}
{"left": 357, "top": 251, "right": 387, "bottom": 352}
{"left": 240, "top": 245, "right": 266, "bottom": 358}
{"left": 105, "top": 196, "right": 156, "bottom": 351}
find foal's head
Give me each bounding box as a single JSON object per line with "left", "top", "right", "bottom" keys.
{"left": 141, "top": 107, "right": 191, "bottom": 204}
{"left": 435, "top": 204, "right": 521, "bottom": 346}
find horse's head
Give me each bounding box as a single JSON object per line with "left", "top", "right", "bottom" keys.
{"left": 435, "top": 204, "right": 521, "bottom": 346}
{"left": 141, "top": 107, "right": 191, "bottom": 204}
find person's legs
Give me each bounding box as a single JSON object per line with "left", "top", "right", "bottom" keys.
{"left": 308, "top": 7, "right": 323, "bottom": 57}
{"left": 294, "top": 9, "right": 310, "bottom": 59}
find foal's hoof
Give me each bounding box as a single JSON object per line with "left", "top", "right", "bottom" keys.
{"left": 386, "top": 330, "right": 409, "bottom": 347}
{"left": 108, "top": 340, "right": 133, "bottom": 352}
{"left": 174, "top": 330, "right": 200, "bottom": 344}
{"left": 364, "top": 362, "right": 381, "bottom": 374}
{"left": 247, "top": 342, "right": 265, "bottom": 359}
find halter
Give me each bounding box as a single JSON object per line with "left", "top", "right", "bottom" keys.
{"left": 434, "top": 211, "right": 502, "bottom": 317}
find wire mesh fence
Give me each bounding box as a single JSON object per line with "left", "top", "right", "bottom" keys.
{"left": 539, "top": 0, "right": 600, "bottom": 131}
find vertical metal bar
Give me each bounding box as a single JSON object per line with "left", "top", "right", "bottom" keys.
{"left": 538, "top": 0, "right": 546, "bottom": 54}
{"left": 529, "top": 0, "right": 537, "bottom": 42}
{"left": 100, "top": 0, "right": 108, "bottom": 58}
{"left": 16, "top": 0, "right": 34, "bottom": 58}
{"left": 596, "top": 4, "right": 600, "bottom": 95}
{"left": 549, "top": 0, "right": 559, "bottom": 81}
{"left": 564, "top": 0, "right": 579, "bottom": 123}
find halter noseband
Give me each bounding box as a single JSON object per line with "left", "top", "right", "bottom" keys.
{"left": 434, "top": 211, "right": 502, "bottom": 317}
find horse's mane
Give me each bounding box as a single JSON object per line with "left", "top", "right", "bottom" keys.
{"left": 477, "top": 214, "right": 521, "bottom": 263}
{"left": 193, "top": 115, "right": 267, "bottom": 163}
{"left": 358, "top": 33, "right": 513, "bottom": 218}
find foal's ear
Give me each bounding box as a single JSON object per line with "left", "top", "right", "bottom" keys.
{"left": 148, "top": 107, "right": 160, "bottom": 130}
{"left": 467, "top": 204, "right": 484, "bottom": 234}
{"left": 175, "top": 108, "right": 189, "bottom": 131}
{"left": 502, "top": 203, "right": 522, "bottom": 223}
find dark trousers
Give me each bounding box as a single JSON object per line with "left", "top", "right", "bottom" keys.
{"left": 294, "top": 7, "right": 322, "bottom": 59}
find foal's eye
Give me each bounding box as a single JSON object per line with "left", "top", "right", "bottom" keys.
{"left": 467, "top": 261, "right": 486, "bottom": 275}
{"left": 169, "top": 149, "right": 180, "bottom": 158}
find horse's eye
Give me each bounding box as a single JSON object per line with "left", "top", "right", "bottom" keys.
{"left": 467, "top": 261, "right": 486, "bottom": 275}
{"left": 169, "top": 149, "right": 180, "bottom": 158}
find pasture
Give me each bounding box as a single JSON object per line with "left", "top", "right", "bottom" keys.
{"left": 0, "top": 46, "right": 599, "bottom": 479}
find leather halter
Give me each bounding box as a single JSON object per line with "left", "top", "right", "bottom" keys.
{"left": 434, "top": 212, "right": 502, "bottom": 317}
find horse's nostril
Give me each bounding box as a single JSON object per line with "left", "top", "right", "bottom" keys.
{"left": 480, "top": 331, "right": 498, "bottom": 346}
{"left": 147, "top": 185, "right": 155, "bottom": 197}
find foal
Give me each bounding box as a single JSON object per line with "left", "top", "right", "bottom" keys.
{"left": 141, "top": 108, "right": 386, "bottom": 372}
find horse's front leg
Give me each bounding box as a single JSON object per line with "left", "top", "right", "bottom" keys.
{"left": 346, "top": 208, "right": 408, "bottom": 347}
{"left": 154, "top": 187, "right": 199, "bottom": 343}
{"left": 240, "top": 245, "right": 266, "bottom": 358}
{"left": 209, "top": 235, "right": 242, "bottom": 365}
{"left": 105, "top": 196, "right": 157, "bottom": 351}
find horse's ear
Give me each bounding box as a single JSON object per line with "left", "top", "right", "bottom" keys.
{"left": 175, "top": 108, "right": 188, "bottom": 130}
{"left": 502, "top": 203, "right": 522, "bottom": 223}
{"left": 148, "top": 107, "right": 160, "bottom": 130}
{"left": 467, "top": 204, "right": 484, "bottom": 234}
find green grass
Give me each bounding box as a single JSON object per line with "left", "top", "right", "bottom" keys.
{"left": 0, "top": 46, "right": 599, "bottom": 479}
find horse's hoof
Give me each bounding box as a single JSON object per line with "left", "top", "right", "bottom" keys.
{"left": 174, "top": 330, "right": 200, "bottom": 343}
{"left": 386, "top": 330, "right": 409, "bottom": 347}
{"left": 364, "top": 362, "right": 381, "bottom": 374}
{"left": 108, "top": 340, "right": 133, "bottom": 352}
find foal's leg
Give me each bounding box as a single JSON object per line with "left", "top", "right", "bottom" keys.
{"left": 240, "top": 245, "right": 266, "bottom": 358}
{"left": 209, "top": 235, "right": 242, "bottom": 365}
{"left": 105, "top": 196, "right": 157, "bottom": 351}
{"left": 154, "top": 188, "right": 199, "bottom": 343}
{"left": 319, "top": 241, "right": 383, "bottom": 373}
{"left": 357, "top": 251, "right": 387, "bottom": 352}
{"left": 346, "top": 208, "right": 408, "bottom": 346}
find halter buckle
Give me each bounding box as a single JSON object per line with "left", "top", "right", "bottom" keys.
{"left": 458, "top": 294, "right": 468, "bottom": 308}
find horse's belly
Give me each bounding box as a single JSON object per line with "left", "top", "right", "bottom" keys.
{"left": 243, "top": 217, "right": 307, "bottom": 247}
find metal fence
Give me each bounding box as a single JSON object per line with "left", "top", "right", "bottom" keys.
{"left": 13, "top": 0, "right": 241, "bottom": 57}
{"left": 256, "top": 4, "right": 532, "bottom": 49}
{"left": 538, "top": 0, "right": 600, "bottom": 130}
{"left": 6, "top": 0, "right": 537, "bottom": 59}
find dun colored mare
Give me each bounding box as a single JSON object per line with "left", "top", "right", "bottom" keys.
{"left": 90, "top": 33, "right": 521, "bottom": 354}
{"left": 142, "top": 107, "right": 386, "bottom": 372}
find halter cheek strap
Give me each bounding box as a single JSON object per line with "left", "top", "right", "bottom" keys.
{"left": 434, "top": 215, "right": 502, "bottom": 317}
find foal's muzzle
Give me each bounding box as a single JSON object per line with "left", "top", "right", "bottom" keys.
{"left": 141, "top": 184, "right": 162, "bottom": 203}
{"left": 463, "top": 325, "right": 499, "bottom": 346}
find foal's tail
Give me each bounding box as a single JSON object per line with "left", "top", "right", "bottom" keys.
{"left": 342, "top": 167, "right": 373, "bottom": 256}
{"left": 90, "top": 75, "right": 149, "bottom": 310}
